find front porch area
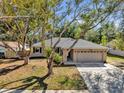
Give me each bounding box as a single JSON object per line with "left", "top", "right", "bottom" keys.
{"left": 62, "top": 49, "right": 75, "bottom": 63}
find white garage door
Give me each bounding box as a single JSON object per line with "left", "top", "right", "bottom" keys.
{"left": 76, "top": 51, "right": 103, "bottom": 62}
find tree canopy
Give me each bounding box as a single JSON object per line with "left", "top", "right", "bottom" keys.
{"left": 0, "top": 0, "right": 124, "bottom": 75}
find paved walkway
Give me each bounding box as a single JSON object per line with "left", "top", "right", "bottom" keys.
{"left": 76, "top": 63, "right": 124, "bottom": 93}
{"left": 0, "top": 89, "right": 89, "bottom": 93}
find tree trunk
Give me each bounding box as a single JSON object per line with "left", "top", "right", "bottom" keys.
{"left": 24, "top": 56, "right": 29, "bottom": 65}
{"left": 47, "top": 57, "right": 54, "bottom": 76}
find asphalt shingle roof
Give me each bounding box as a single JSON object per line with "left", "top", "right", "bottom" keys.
{"left": 33, "top": 37, "right": 107, "bottom": 49}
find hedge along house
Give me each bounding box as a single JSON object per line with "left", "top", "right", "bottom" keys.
{"left": 32, "top": 38, "right": 108, "bottom": 63}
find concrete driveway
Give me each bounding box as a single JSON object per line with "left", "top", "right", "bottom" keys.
{"left": 76, "top": 63, "right": 124, "bottom": 93}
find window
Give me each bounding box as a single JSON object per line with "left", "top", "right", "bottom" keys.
{"left": 33, "top": 47, "right": 42, "bottom": 53}
{"left": 40, "top": 48, "right": 42, "bottom": 53}
{"left": 36, "top": 48, "right": 40, "bottom": 52}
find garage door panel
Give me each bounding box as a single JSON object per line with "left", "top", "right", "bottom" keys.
{"left": 76, "top": 51, "right": 103, "bottom": 62}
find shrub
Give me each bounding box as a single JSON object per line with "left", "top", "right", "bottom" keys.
{"left": 45, "top": 47, "right": 52, "bottom": 58}
{"left": 45, "top": 47, "right": 62, "bottom": 64}
{"left": 54, "top": 53, "right": 62, "bottom": 65}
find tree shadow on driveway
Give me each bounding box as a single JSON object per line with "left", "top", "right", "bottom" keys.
{"left": 82, "top": 67, "right": 124, "bottom": 93}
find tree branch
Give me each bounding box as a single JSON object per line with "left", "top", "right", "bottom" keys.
{"left": 0, "top": 41, "right": 17, "bottom": 53}
{"left": 0, "top": 16, "right": 32, "bottom": 19}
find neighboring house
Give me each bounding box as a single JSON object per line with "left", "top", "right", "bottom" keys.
{"left": 107, "top": 41, "right": 124, "bottom": 57}
{"left": 0, "top": 41, "right": 19, "bottom": 58}
{"left": 32, "top": 38, "right": 108, "bottom": 63}
{"left": 108, "top": 49, "right": 124, "bottom": 57}
{"left": 0, "top": 46, "right": 5, "bottom": 58}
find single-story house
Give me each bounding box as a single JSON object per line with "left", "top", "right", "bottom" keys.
{"left": 32, "top": 38, "right": 108, "bottom": 63}
{"left": 0, "top": 41, "right": 19, "bottom": 58}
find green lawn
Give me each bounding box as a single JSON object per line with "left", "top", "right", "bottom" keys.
{"left": 107, "top": 54, "right": 124, "bottom": 70}
{"left": 107, "top": 54, "right": 124, "bottom": 63}
{"left": 0, "top": 59, "right": 87, "bottom": 90}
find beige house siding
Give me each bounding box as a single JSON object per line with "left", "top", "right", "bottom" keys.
{"left": 62, "top": 49, "right": 68, "bottom": 62}
{"left": 102, "top": 51, "right": 107, "bottom": 62}
{"left": 73, "top": 50, "right": 77, "bottom": 62}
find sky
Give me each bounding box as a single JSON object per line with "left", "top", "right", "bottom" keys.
{"left": 55, "top": 0, "right": 121, "bottom": 29}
